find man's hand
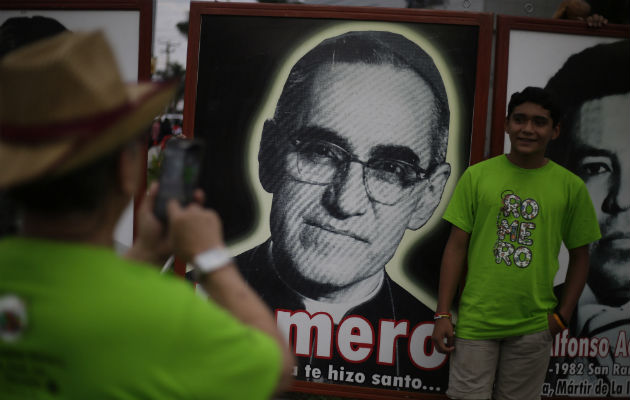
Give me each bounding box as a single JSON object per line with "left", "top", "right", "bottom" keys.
{"left": 167, "top": 192, "right": 225, "bottom": 262}
{"left": 586, "top": 14, "right": 608, "bottom": 27}
{"left": 126, "top": 182, "right": 172, "bottom": 265}
{"left": 431, "top": 318, "right": 455, "bottom": 354}
{"left": 552, "top": 0, "right": 608, "bottom": 27}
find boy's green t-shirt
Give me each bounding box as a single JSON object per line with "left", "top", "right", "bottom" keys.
{"left": 0, "top": 237, "right": 282, "bottom": 399}
{"left": 443, "top": 155, "right": 600, "bottom": 340}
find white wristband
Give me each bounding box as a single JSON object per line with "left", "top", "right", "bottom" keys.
{"left": 193, "top": 247, "right": 232, "bottom": 278}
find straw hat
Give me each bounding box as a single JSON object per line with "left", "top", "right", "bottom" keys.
{"left": 0, "top": 30, "right": 177, "bottom": 188}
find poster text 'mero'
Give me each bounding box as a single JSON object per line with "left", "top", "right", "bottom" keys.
{"left": 276, "top": 309, "right": 447, "bottom": 369}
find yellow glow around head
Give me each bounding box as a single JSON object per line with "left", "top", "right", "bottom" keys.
{"left": 229, "top": 22, "right": 464, "bottom": 310}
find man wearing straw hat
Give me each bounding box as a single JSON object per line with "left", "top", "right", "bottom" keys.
{"left": 0, "top": 31, "right": 292, "bottom": 398}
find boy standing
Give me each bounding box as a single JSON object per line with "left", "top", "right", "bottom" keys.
{"left": 431, "top": 87, "right": 601, "bottom": 400}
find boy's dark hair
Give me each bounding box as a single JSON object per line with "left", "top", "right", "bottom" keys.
{"left": 507, "top": 86, "right": 562, "bottom": 127}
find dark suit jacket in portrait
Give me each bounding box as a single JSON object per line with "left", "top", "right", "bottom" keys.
{"left": 236, "top": 240, "right": 449, "bottom": 391}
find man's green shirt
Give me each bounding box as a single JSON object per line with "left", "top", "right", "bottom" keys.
{"left": 0, "top": 237, "right": 281, "bottom": 399}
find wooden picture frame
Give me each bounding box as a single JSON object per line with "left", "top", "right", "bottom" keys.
{"left": 185, "top": 3, "right": 492, "bottom": 399}
{"left": 0, "top": 0, "right": 155, "bottom": 251}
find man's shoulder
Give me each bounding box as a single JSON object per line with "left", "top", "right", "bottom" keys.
{"left": 0, "top": 236, "right": 139, "bottom": 276}
{"left": 0, "top": 237, "right": 210, "bottom": 328}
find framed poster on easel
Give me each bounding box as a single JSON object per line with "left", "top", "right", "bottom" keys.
{"left": 184, "top": 2, "right": 493, "bottom": 398}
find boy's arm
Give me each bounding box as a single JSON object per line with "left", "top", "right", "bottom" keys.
{"left": 431, "top": 225, "right": 470, "bottom": 354}
{"left": 550, "top": 244, "right": 590, "bottom": 334}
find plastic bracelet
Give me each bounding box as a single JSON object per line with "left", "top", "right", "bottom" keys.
{"left": 552, "top": 313, "right": 566, "bottom": 330}
{"left": 433, "top": 313, "right": 452, "bottom": 320}
{"left": 193, "top": 247, "right": 232, "bottom": 279}
{"left": 554, "top": 309, "right": 568, "bottom": 327}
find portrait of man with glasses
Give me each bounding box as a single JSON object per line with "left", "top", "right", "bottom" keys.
{"left": 235, "top": 30, "right": 452, "bottom": 385}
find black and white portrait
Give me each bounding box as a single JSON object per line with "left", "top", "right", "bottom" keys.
{"left": 189, "top": 5, "right": 489, "bottom": 394}
{"left": 545, "top": 39, "right": 629, "bottom": 391}
{"left": 238, "top": 30, "right": 451, "bottom": 319}
{"left": 236, "top": 29, "right": 452, "bottom": 386}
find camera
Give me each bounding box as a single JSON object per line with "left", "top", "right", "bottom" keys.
{"left": 153, "top": 138, "right": 204, "bottom": 222}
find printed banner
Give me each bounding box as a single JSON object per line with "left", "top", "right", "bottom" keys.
{"left": 544, "top": 330, "right": 630, "bottom": 397}
{"left": 190, "top": 8, "right": 484, "bottom": 395}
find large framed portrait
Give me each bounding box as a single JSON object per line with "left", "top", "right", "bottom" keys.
{"left": 0, "top": 0, "right": 154, "bottom": 252}
{"left": 490, "top": 16, "right": 629, "bottom": 398}
{"left": 185, "top": 2, "right": 492, "bottom": 398}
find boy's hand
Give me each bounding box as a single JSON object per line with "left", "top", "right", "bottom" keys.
{"left": 432, "top": 318, "right": 456, "bottom": 354}
{"left": 548, "top": 313, "right": 566, "bottom": 337}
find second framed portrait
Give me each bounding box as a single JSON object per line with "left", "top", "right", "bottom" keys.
{"left": 491, "top": 15, "right": 629, "bottom": 398}
{"left": 0, "top": 0, "right": 153, "bottom": 252}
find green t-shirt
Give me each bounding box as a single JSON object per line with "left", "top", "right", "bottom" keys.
{"left": 0, "top": 237, "right": 281, "bottom": 399}
{"left": 443, "top": 155, "right": 601, "bottom": 340}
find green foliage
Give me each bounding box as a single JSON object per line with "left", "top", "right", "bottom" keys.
{"left": 176, "top": 20, "right": 189, "bottom": 36}
{"left": 153, "top": 61, "right": 185, "bottom": 114}
{"left": 154, "top": 61, "right": 185, "bottom": 81}
{"left": 147, "top": 149, "right": 164, "bottom": 186}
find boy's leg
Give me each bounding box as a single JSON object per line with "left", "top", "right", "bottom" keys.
{"left": 446, "top": 338, "right": 500, "bottom": 400}
{"left": 493, "top": 330, "right": 553, "bottom": 400}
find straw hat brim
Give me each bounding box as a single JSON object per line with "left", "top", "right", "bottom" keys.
{"left": 0, "top": 81, "right": 177, "bottom": 188}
